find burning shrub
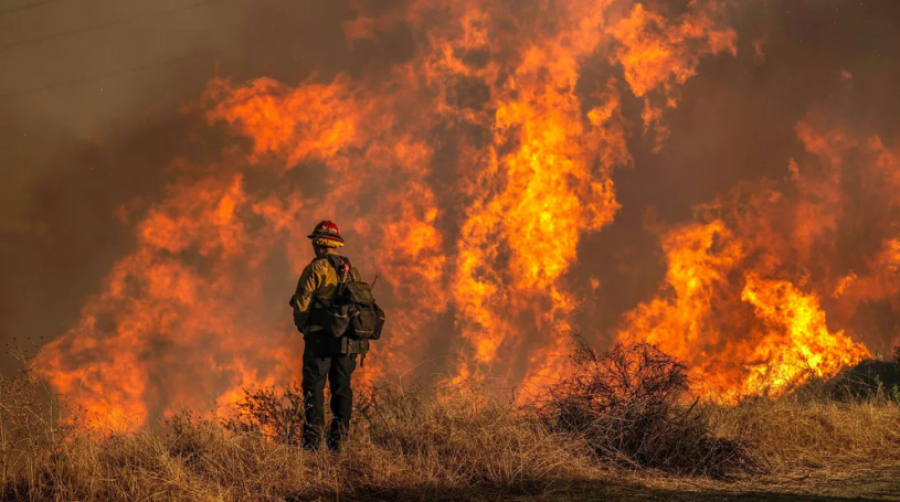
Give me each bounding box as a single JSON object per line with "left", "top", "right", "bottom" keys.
{"left": 541, "top": 341, "right": 756, "bottom": 477}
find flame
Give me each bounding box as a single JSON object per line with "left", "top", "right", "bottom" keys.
{"left": 616, "top": 112, "right": 900, "bottom": 399}
{"left": 445, "top": 0, "right": 735, "bottom": 391}
{"left": 609, "top": 0, "right": 735, "bottom": 147}
{"left": 740, "top": 274, "right": 869, "bottom": 394}
{"left": 36, "top": 0, "right": 891, "bottom": 429}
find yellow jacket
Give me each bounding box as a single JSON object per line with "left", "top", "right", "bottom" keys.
{"left": 292, "top": 251, "right": 361, "bottom": 333}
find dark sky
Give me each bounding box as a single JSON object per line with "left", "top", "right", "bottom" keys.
{"left": 3, "top": 0, "right": 900, "bottom": 371}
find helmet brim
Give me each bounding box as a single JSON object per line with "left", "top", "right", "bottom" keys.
{"left": 308, "top": 234, "right": 345, "bottom": 243}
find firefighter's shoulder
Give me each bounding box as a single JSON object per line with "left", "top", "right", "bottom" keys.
{"left": 310, "top": 257, "right": 332, "bottom": 271}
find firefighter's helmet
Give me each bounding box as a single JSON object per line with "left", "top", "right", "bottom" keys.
{"left": 308, "top": 220, "right": 344, "bottom": 248}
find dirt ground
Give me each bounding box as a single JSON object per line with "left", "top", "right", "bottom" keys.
{"left": 326, "top": 463, "right": 900, "bottom": 502}
{"left": 619, "top": 463, "right": 900, "bottom": 502}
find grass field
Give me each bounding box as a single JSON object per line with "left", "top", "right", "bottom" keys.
{"left": 2, "top": 345, "right": 899, "bottom": 501}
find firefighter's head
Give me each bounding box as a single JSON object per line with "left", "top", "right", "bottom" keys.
{"left": 308, "top": 220, "right": 344, "bottom": 257}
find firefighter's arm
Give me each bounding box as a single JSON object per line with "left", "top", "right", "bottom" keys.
{"left": 291, "top": 264, "right": 322, "bottom": 330}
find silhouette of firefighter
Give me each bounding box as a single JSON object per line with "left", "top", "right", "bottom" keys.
{"left": 290, "top": 220, "right": 384, "bottom": 451}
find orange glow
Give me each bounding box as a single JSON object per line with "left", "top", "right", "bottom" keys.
{"left": 33, "top": 1, "right": 887, "bottom": 429}
{"left": 741, "top": 274, "right": 869, "bottom": 395}
{"left": 615, "top": 114, "right": 900, "bottom": 400}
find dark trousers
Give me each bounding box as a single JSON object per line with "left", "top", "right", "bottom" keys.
{"left": 301, "top": 348, "right": 357, "bottom": 450}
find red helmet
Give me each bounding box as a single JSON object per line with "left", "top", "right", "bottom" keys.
{"left": 308, "top": 220, "right": 345, "bottom": 247}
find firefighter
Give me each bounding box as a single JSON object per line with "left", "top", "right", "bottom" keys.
{"left": 290, "top": 220, "right": 363, "bottom": 451}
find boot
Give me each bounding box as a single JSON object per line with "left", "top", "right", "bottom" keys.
{"left": 303, "top": 424, "right": 322, "bottom": 452}
{"left": 326, "top": 421, "right": 350, "bottom": 451}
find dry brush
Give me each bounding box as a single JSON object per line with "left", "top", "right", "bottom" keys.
{"left": 1, "top": 344, "right": 898, "bottom": 501}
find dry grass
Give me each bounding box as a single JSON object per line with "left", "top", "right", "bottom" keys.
{"left": 2, "top": 347, "right": 899, "bottom": 501}
{"left": 1, "top": 374, "right": 598, "bottom": 501}
{"left": 706, "top": 393, "right": 900, "bottom": 472}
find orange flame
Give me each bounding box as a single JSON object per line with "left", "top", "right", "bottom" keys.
{"left": 616, "top": 111, "right": 900, "bottom": 400}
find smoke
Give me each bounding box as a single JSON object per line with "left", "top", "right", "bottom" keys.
{"left": 0, "top": 0, "right": 391, "bottom": 368}
{"left": 3, "top": 0, "right": 900, "bottom": 425}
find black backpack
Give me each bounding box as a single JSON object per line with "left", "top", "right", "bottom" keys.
{"left": 321, "top": 255, "right": 385, "bottom": 342}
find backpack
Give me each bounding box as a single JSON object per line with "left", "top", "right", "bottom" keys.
{"left": 320, "top": 255, "right": 386, "bottom": 343}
